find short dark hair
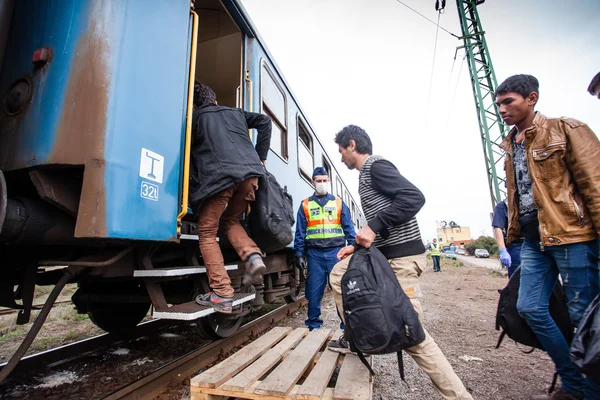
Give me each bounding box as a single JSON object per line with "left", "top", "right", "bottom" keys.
{"left": 334, "top": 125, "right": 373, "bottom": 155}
{"left": 193, "top": 82, "right": 216, "bottom": 107}
{"left": 588, "top": 72, "right": 600, "bottom": 95}
{"left": 494, "top": 74, "right": 539, "bottom": 101}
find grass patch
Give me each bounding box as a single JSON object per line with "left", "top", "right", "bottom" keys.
{"left": 0, "top": 328, "right": 25, "bottom": 343}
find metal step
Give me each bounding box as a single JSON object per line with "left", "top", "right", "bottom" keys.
{"left": 152, "top": 293, "right": 255, "bottom": 320}
{"left": 133, "top": 264, "right": 238, "bottom": 278}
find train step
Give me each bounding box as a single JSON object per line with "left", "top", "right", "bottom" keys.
{"left": 190, "top": 327, "right": 373, "bottom": 400}
{"left": 153, "top": 292, "right": 255, "bottom": 321}
{"left": 134, "top": 264, "right": 238, "bottom": 278}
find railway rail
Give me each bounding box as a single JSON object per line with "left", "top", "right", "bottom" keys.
{"left": 103, "top": 297, "right": 307, "bottom": 400}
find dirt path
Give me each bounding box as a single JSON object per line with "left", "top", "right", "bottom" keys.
{"left": 281, "top": 258, "right": 556, "bottom": 400}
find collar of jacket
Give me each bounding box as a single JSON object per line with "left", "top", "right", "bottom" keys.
{"left": 196, "top": 103, "right": 219, "bottom": 114}
{"left": 500, "top": 111, "right": 547, "bottom": 152}
{"left": 309, "top": 193, "right": 336, "bottom": 205}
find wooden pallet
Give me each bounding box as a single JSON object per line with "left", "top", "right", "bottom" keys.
{"left": 190, "top": 327, "right": 372, "bottom": 400}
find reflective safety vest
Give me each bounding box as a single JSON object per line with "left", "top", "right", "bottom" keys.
{"left": 302, "top": 197, "right": 346, "bottom": 249}
{"left": 430, "top": 243, "right": 440, "bottom": 256}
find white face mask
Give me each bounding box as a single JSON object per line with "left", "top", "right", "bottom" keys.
{"left": 315, "top": 182, "right": 329, "bottom": 196}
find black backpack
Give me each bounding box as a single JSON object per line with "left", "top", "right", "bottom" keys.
{"left": 342, "top": 246, "right": 426, "bottom": 379}
{"left": 495, "top": 266, "right": 574, "bottom": 351}
{"left": 570, "top": 294, "right": 600, "bottom": 383}
{"left": 247, "top": 171, "right": 294, "bottom": 254}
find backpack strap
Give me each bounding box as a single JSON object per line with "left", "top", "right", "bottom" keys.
{"left": 548, "top": 372, "right": 558, "bottom": 394}
{"left": 495, "top": 331, "right": 506, "bottom": 349}
{"left": 356, "top": 350, "right": 375, "bottom": 376}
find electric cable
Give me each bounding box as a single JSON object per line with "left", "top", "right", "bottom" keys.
{"left": 393, "top": 0, "right": 459, "bottom": 38}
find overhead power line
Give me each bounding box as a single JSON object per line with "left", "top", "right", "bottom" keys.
{"left": 393, "top": 0, "right": 460, "bottom": 38}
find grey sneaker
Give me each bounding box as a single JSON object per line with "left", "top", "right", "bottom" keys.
{"left": 243, "top": 253, "right": 266, "bottom": 285}
{"left": 327, "top": 333, "right": 352, "bottom": 354}
{"left": 195, "top": 292, "right": 233, "bottom": 314}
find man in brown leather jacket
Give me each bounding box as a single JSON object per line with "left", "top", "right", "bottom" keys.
{"left": 496, "top": 74, "right": 600, "bottom": 400}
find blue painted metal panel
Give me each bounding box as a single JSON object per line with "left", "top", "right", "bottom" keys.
{"left": 0, "top": 0, "right": 91, "bottom": 170}
{"left": 102, "top": 0, "right": 190, "bottom": 240}
{"left": 0, "top": 0, "right": 191, "bottom": 241}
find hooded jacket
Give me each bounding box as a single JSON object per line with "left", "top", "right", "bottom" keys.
{"left": 189, "top": 103, "right": 271, "bottom": 210}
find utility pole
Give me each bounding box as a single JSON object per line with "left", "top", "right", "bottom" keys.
{"left": 451, "top": 0, "right": 509, "bottom": 210}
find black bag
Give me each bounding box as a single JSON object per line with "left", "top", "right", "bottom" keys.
{"left": 247, "top": 171, "right": 294, "bottom": 254}
{"left": 342, "top": 246, "right": 426, "bottom": 379}
{"left": 570, "top": 294, "right": 600, "bottom": 383}
{"left": 495, "top": 266, "right": 574, "bottom": 351}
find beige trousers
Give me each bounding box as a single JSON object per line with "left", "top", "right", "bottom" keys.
{"left": 329, "top": 252, "right": 473, "bottom": 400}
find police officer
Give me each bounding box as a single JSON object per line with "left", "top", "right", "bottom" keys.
{"left": 430, "top": 238, "right": 441, "bottom": 272}
{"left": 293, "top": 167, "right": 356, "bottom": 331}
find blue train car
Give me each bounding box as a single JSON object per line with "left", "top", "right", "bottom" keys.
{"left": 0, "top": 0, "right": 364, "bottom": 347}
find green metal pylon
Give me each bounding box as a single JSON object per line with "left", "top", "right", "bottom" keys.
{"left": 455, "top": 0, "right": 509, "bottom": 210}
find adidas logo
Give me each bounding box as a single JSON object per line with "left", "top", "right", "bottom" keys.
{"left": 347, "top": 280, "right": 357, "bottom": 290}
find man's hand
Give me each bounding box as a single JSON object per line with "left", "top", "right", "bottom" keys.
{"left": 261, "top": 160, "right": 267, "bottom": 166}
{"left": 295, "top": 255, "right": 307, "bottom": 270}
{"left": 337, "top": 245, "right": 355, "bottom": 260}
{"left": 355, "top": 226, "right": 377, "bottom": 248}
{"left": 499, "top": 248, "right": 511, "bottom": 268}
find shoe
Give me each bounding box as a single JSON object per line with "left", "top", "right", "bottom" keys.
{"left": 195, "top": 292, "right": 233, "bottom": 314}
{"left": 327, "top": 333, "right": 352, "bottom": 354}
{"left": 530, "top": 389, "right": 581, "bottom": 400}
{"left": 243, "top": 253, "right": 266, "bottom": 285}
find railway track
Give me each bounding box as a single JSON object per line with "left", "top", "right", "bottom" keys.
{"left": 0, "top": 319, "right": 171, "bottom": 377}
{"left": 103, "top": 297, "right": 307, "bottom": 400}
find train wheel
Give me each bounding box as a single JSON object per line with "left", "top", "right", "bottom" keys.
{"left": 88, "top": 302, "right": 150, "bottom": 335}
{"left": 196, "top": 313, "right": 243, "bottom": 340}
{"left": 284, "top": 286, "right": 301, "bottom": 304}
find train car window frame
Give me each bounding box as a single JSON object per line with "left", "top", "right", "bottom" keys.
{"left": 260, "top": 60, "right": 288, "bottom": 162}
{"left": 322, "top": 156, "right": 333, "bottom": 194}
{"left": 297, "top": 115, "right": 315, "bottom": 184}
{"left": 336, "top": 177, "right": 343, "bottom": 198}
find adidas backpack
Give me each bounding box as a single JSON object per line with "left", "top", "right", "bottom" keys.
{"left": 342, "top": 246, "right": 426, "bottom": 379}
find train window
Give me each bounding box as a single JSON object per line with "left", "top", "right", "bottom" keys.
{"left": 263, "top": 106, "right": 288, "bottom": 160}
{"left": 297, "top": 119, "right": 314, "bottom": 181}
{"left": 322, "top": 157, "right": 333, "bottom": 193}
{"left": 261, "top": 63, "right": 288, "bottom": 161}
{"left": 336, "top": 177, "right": 343, "bottom": 198}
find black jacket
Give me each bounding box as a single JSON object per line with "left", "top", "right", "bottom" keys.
{"left": 189, "top": 103, "right": 272, "bottom": 210}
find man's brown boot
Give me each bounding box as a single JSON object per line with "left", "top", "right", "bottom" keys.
{"left": 530, "top": 389, "right": 581, "bottom": 400}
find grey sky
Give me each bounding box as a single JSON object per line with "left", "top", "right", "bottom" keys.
{"left": 241, "top": 0, "right": 600, "bottom": 239}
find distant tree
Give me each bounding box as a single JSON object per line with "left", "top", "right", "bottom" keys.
{"left": 465, "top": 236, "right": 499, "bottom": 255}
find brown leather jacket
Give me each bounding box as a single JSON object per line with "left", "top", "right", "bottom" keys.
{"left": 501, "top": 112, "right": 600, "bottom": 247}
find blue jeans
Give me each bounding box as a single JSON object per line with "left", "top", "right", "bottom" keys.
{"left": 305, "top": 247, "right": 344, "bottom": 330}
{"left": 517, "top": 238, "right": 600, "bottom": 399}
{"left": 507, "top": 241, "right": 522, "bottom": 278}
{"left": 432, "top": 255, "right": 440, "bottom": 271}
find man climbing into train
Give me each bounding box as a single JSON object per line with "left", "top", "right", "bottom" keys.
{"left": 189, "top": 82, "right": 272, "bottom": 314}
{"left": 328, "top": 125, "right": 473, "bottom": 400}
{"left": 293, "top": 167, "right": 356, "bottom": 331}
{"left": 496, "top": 74, "right": 600, "bottom": 399}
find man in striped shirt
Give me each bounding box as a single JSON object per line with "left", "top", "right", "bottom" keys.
{"left": 328, "top": 125, "right": 472, "bottom": 400}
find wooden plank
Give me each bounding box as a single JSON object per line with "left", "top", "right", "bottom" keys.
{"left": 295, "top": 349, "right": 340, "bottom": 400}
{"left": 254, "top": 329, "right": 331, "bottom": 398}
{"left": 333, "top": 354, "right": 372, "bottom": 400}
{"left": 222, "top": 328, "right": 308, "bottom": 392}
{"left": 192, "top": 383, "right": 335, "bottom": 400}
{"left": 191, "top": 327, "right": 292, "bottom": 388}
